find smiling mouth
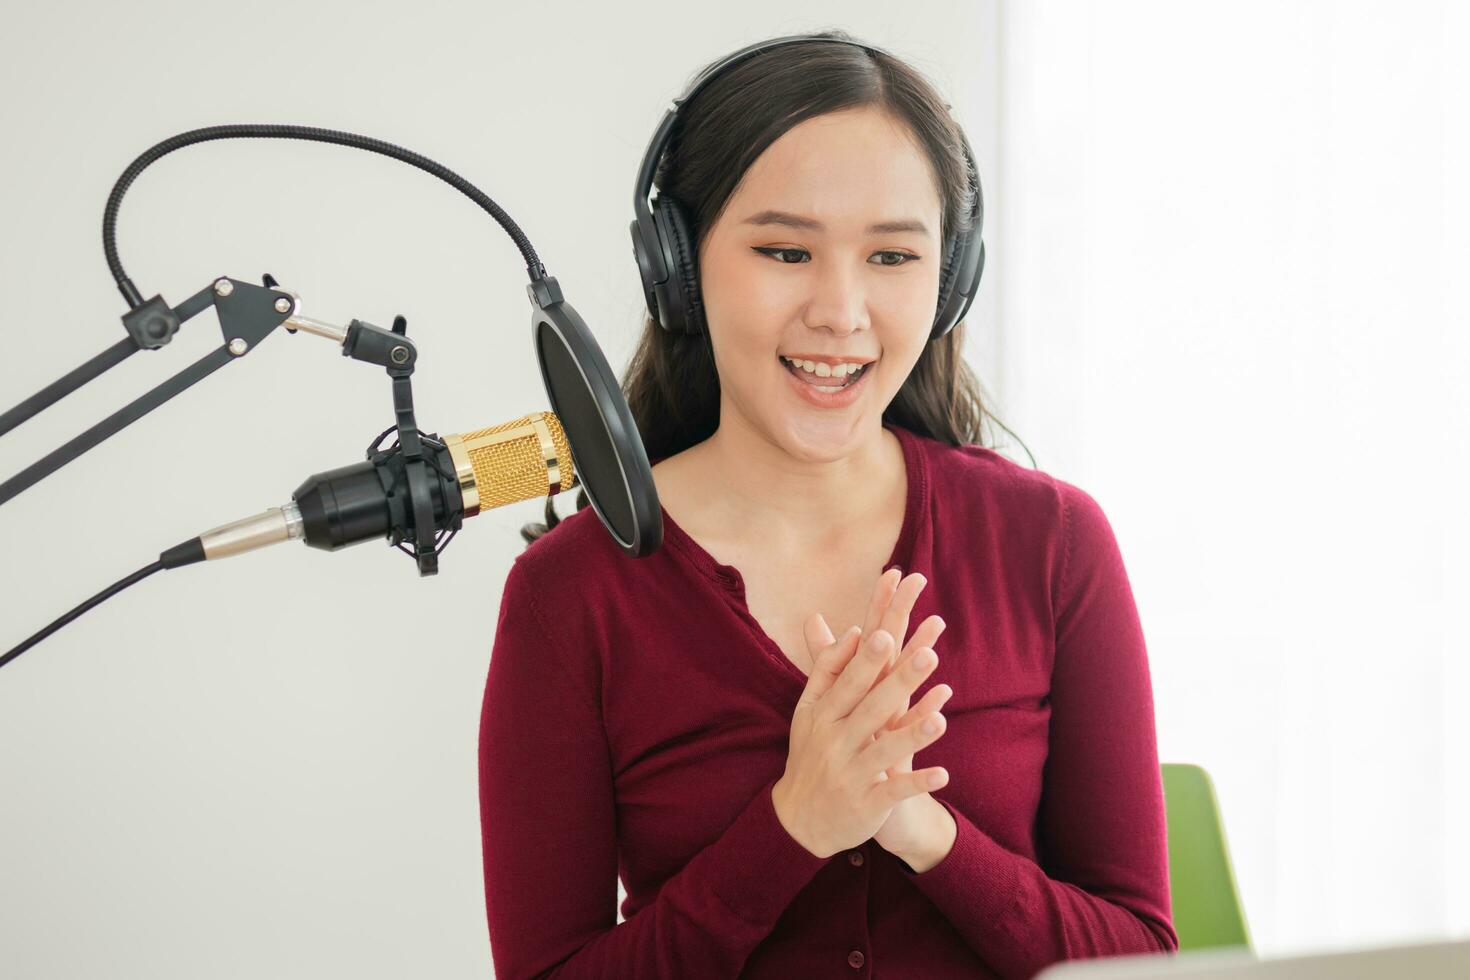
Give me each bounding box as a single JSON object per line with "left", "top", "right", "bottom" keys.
{"left": 778, "top": 356, "right": 873, "bottom": 388}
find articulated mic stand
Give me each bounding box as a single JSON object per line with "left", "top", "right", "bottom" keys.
{"left": 0, "top": 273, "right": 457, "bottom": 574}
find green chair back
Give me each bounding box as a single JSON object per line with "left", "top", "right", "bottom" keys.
{"left": 1160, "top": 763, "right": 1252, "bottom": 952}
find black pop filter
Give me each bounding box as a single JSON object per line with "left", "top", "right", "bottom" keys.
{"left": 527, "top": 275, "right": 662, "bottom": 558}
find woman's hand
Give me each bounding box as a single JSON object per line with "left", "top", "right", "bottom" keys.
{"left": 804, "top": 568, "right": 952, "bottom": 859}
{"left": 771, "top": 599, "right": 949, "bottom": 860}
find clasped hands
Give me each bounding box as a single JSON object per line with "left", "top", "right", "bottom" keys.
{"left": 772, "top": 567, "right": 955, "bottom": 867}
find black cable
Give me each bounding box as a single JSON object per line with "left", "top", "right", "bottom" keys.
{"left": 102, "top": 123, "right": 547, "bottom": 309}
{"left": 4, "top": 127, "right": 540, "bottom": 668}
{"left": 1, "top": 559, "right": 167, "bottom": 671}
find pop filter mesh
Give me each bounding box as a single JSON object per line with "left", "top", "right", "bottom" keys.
{"left": 536, "top": 322, "right": 636, "bottom": 547}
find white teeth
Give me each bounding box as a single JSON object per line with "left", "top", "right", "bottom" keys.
{"left": 780, "top": 356, "right": 866, "bottom": 378}
{"left": 781, "top": 355, "right": 868, "bottom": 391}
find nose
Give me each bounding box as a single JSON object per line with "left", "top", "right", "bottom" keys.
{"left": 801, "top": 254, "right": 870, "bottom": 336}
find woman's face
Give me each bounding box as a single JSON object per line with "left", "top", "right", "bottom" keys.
{"left": 696, "top": 104, "right": 945, "bottom": 454}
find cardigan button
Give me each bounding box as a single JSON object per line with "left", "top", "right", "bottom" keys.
{"left": 847, "top": 850, "right": 864, "bottom": 866}
{"left": 847, "top": 949, "right": 866, "bottom": 969}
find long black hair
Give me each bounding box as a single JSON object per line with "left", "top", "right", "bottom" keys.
{"left": 522, "top": 28, "right": 1023, "bottom": 548}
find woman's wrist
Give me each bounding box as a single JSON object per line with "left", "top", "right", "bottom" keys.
{"left": 891, "top": 794, "right": 958, "bottom": 874}
{"left": 771, "top": 776, "right": 821, "bottom": 858}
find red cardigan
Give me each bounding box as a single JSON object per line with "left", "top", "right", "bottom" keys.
{"left": 478, "top": 422, "right": 1177, "bottom": 978}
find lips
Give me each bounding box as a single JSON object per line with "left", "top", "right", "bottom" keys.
{"left": 778, "top": 355, "right": 875, "bottom": 409}
{"left": 779, "top": 357, "right": 865, "bottom": 388}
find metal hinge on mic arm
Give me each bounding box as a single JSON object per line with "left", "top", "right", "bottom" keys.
{"left": 0, "top": 272, "right": 298, "bottom": 507}
{"left": 3, "top": 272, "right": 463, "bottom": 574}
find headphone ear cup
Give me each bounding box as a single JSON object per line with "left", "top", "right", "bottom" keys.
{"left": 932, "top": 232, "right": 984, "bottom": 341}
{"left": 933, "top": 233, "right": 960, "bottom": 338}
{"left": 653, "top": 196, "right": 706, "bottom": 336}
{"left": 630, "top": 216, "right": 662, "bottom": 326}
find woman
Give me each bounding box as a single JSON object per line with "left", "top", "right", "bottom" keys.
{"left": 479, "top": 29, "right": 1178, "bottom": 979}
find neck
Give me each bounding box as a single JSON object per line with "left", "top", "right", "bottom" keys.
{"left": 691, "top": 412, "right": 902, "bottom": 550}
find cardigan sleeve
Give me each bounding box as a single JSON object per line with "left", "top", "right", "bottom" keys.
{"left": 897, "top": 479, "right": 1179, "bottom": 978}
{"left": 478, "top": 557, "right": 830, "bottom": 979}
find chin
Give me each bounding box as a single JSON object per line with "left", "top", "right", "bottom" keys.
{"left": 777, "top": 417, "right": 872, "bottom": 453}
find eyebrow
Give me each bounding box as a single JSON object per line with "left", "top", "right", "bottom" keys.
{"left": 741, "top": 209, "right": 930, "bottom": 236}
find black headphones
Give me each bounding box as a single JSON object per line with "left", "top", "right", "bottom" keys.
{"left": 629, "top": 33, "right": 986, "bottom": 343}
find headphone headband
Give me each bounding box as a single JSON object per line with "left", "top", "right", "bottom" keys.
{"left": 629, "top": 33, "right": 985, "bottom": 340}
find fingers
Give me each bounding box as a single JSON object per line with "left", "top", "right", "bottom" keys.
{"left": 910, "top": 614, "right": 948, "bottom": 661}
{"left": 875, "top": 614, "right": 947, "bottom": 726}
{"left": 798, "top": 618, "right": 862, "bottom": 707}
{"left": 860, "top": 566, "right": 941, "bottom": 653}
{"left": 865, "top": 570, "right": 924, "bottom": 672}
{"left": 885, "top": 573, "right": 928, "bottom": 674}
{"left": 860, "top": 568, "right": 903, "bottom": 652}
{"left": 869, "top": 571, "right": 936, "bottom": 685}
{"left": 868, "top": 765, "right": 950, "bottom": 806}
{"left": 814, "top": 566, "right": 945, "bottom": 729}
{"left": 820, "top": 627, "right": 900, "bottom": 722}
{"left": 889, "top": 683, "right": 954, "bottom": 731}
{"left": 844, "top": 643, "right": 941, "bottom": 748}
{"left": 808, "top": 611, "right": 836, "bottom": 650}
{"left": 859, "top": 699, "right": 947, "bottom": 775}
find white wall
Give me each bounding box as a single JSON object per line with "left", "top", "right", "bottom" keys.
{"left": 3, "top": 1, "right": 1464, "bottom": 976}
{"left": 0, "top": 3, "right": 999, "bottom": 977}
{"left": 996, "top": 0, "right": 1469, "bottom": 958}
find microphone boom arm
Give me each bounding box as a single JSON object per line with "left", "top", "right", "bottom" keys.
{"left": 0, "top": 273, "right": 448, "bottom": 578}
{"left": 3, "top": 121, "right": 555, "bottom": 514}
{"left": 0, "top": 275, "right": 298, "bottom": 507}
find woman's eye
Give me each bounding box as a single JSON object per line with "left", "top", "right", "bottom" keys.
{"left": 753, "top": 247, "right": 810, "bottom": 264}
{"left": 752, "top": 247, "right": 919, "bottom": 266}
